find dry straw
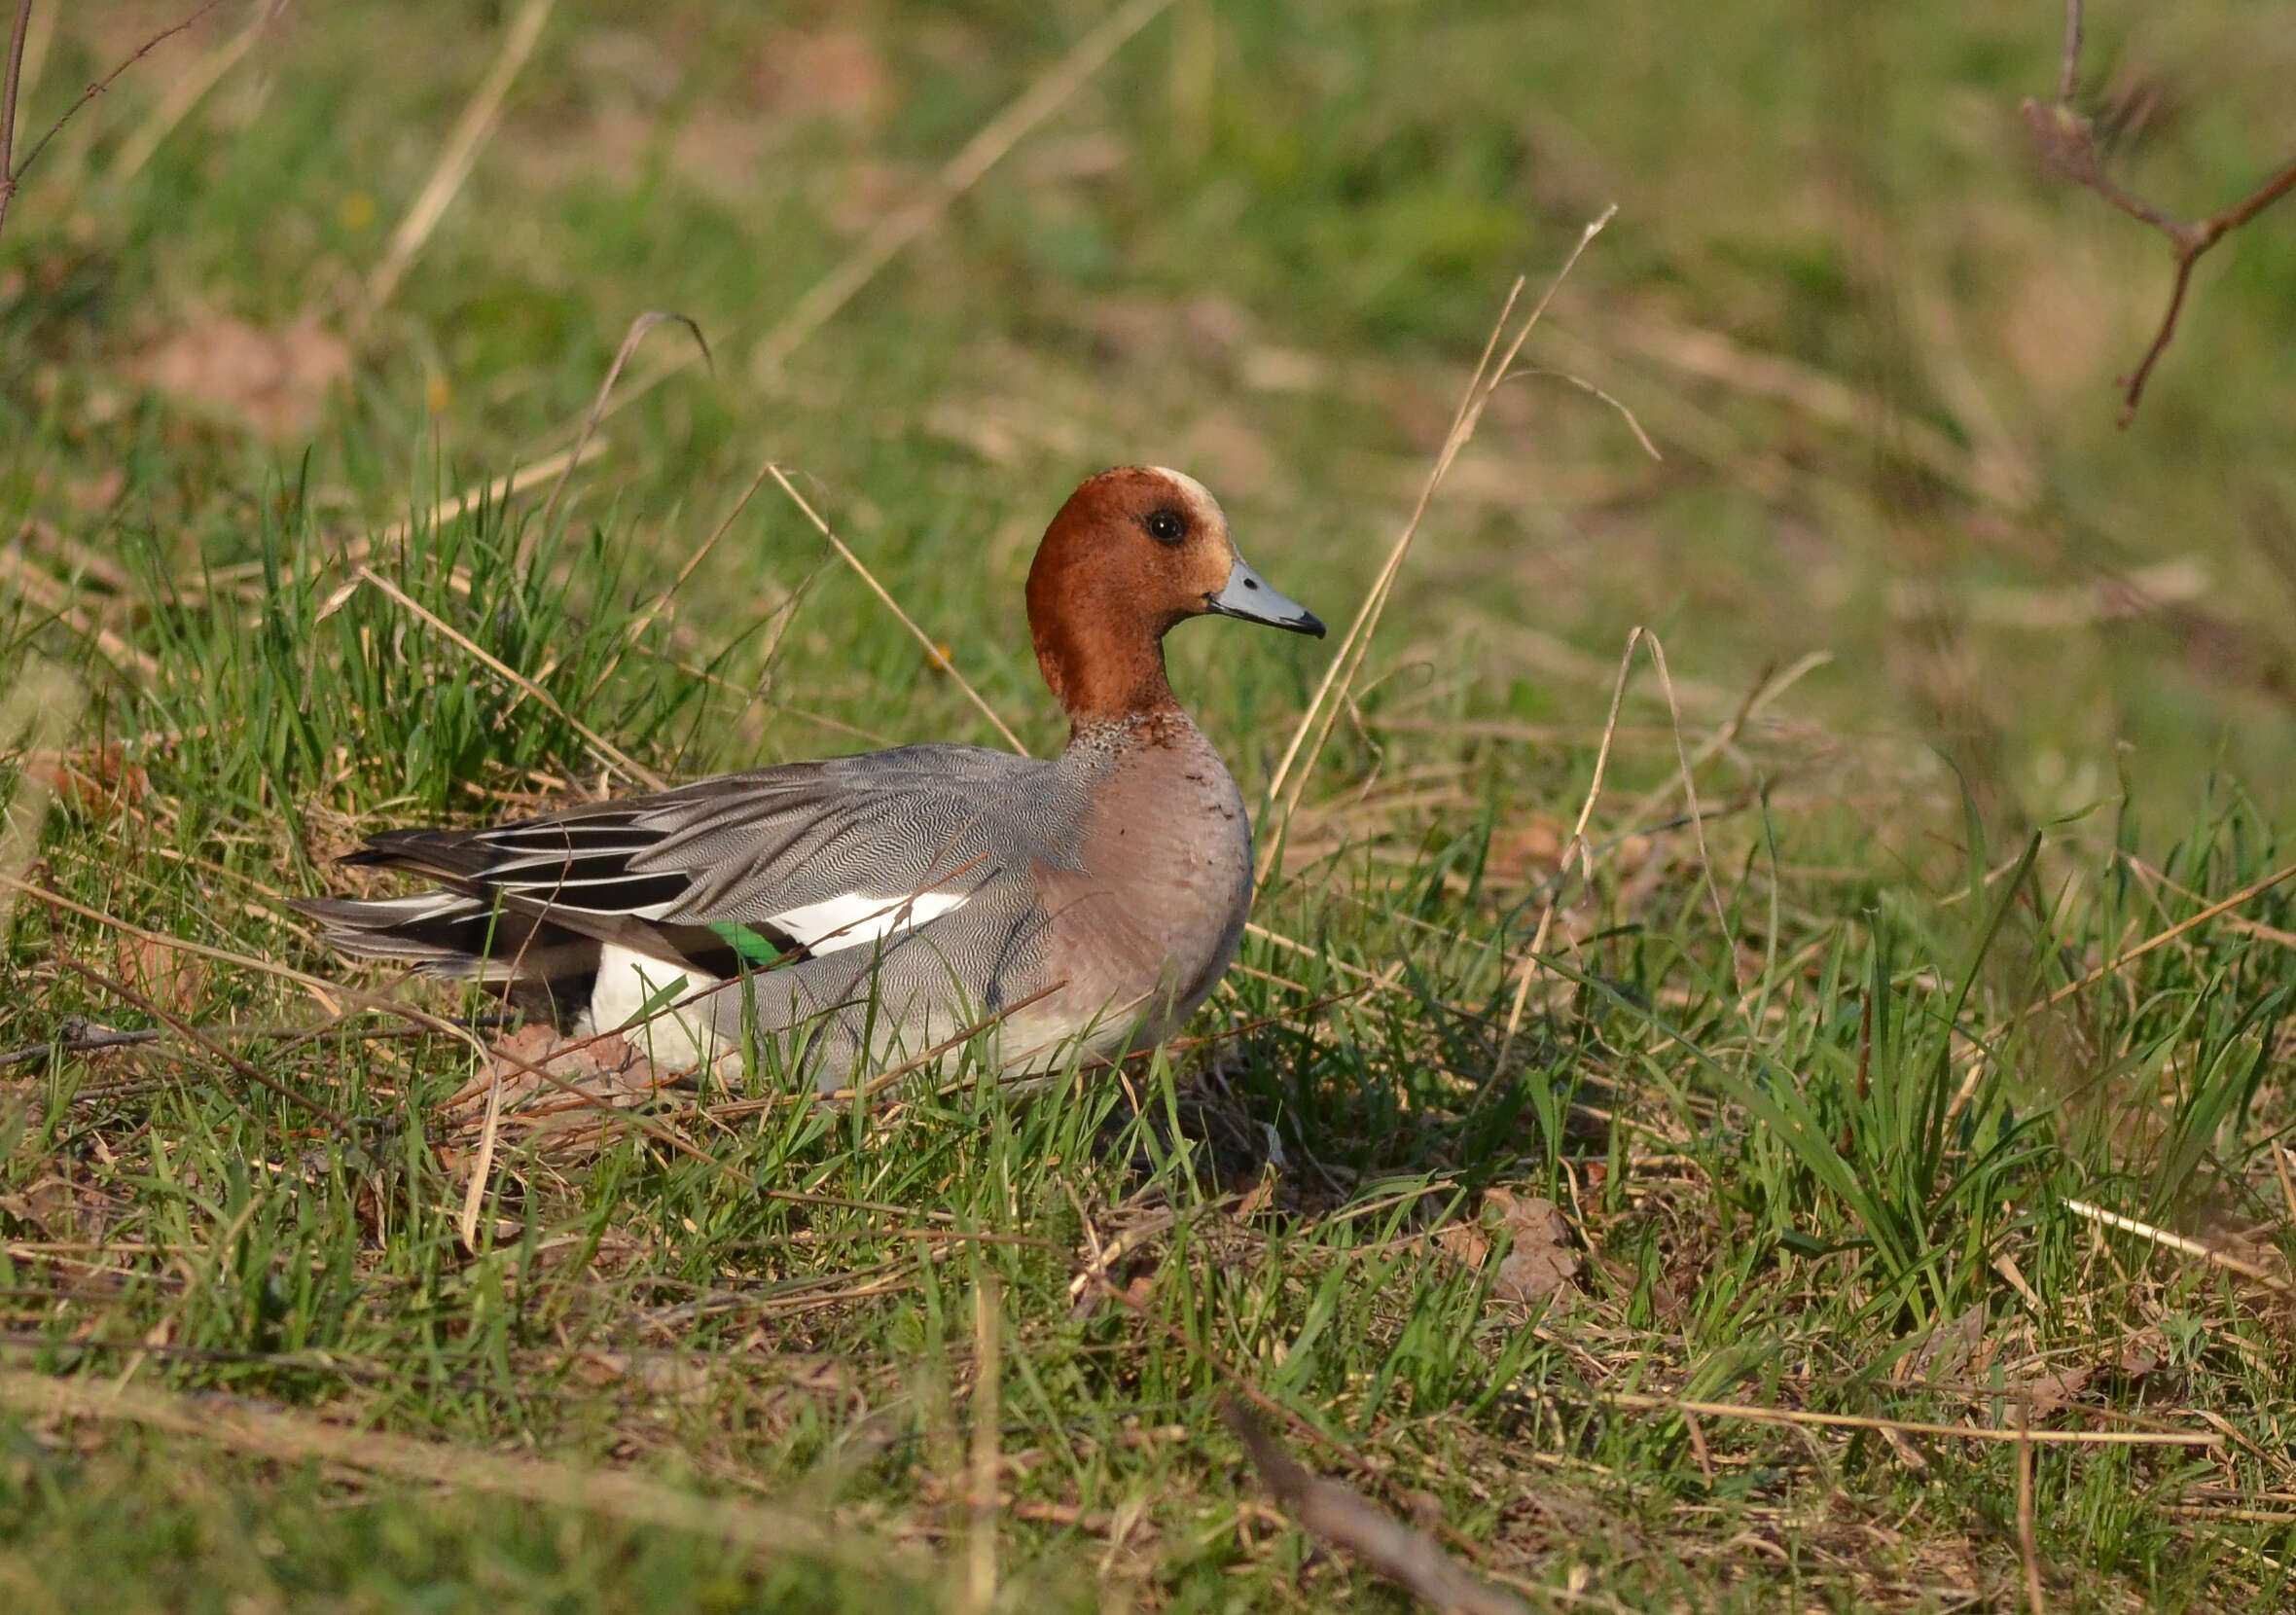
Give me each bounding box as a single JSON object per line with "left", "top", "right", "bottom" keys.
{"left": 1258, "top": 206, "right": 1619, "bottom": 884}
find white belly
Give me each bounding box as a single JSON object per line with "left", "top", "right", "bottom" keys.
{"left": 577, "top": 942, "right": 726, "bottom": 1069}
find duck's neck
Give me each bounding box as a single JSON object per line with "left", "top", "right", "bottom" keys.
{"left": 1034, "top": 619, "right": 1184, "bottom": 739}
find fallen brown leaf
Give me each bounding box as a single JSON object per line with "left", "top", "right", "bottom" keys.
{"left": 113, "top": 932, "right": 205, "bottom": 1016}
{"left": 443, "top": 1026, "right": 669, "bottom": 1136}
{"left": 2011, "top": 1364, "right": 2095, "bottom": 1416}
{"left": 1434, "top": 1186, "right": 1583, "bottom": 1306}
{"left": 23, "top": 745, "right": 148, "bottom": 820}
{"left": 2115, "top": 1328, "right": 2170, "bottom": 1380}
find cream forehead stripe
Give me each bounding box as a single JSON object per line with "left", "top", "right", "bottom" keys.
{"left": 1145, "top": 466, "right": 1227, "bottom": 534}
{"left": 766, "top": 890, "right": 970, "bottom": 955}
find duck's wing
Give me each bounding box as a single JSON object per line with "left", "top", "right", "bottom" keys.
{"left": 293, "top": 744, "right": 1064, "bottom": 996}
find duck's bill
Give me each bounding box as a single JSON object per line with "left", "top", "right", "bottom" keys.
{"left": 1205, "top": 556, "right": 1326, "bottom": 638}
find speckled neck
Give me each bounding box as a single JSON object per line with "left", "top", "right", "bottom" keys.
{"left": 1059, "top": 707, "right": 1204, "bottom": 762}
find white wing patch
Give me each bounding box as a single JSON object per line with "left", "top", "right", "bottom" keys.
{"left": 768, "top": 890, "right": 969, "bottom": 955}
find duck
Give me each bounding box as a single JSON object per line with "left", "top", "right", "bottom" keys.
{"left": 295, "top": 466, "right": 1326, "bottom": 1091}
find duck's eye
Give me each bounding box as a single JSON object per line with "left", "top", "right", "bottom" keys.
{"left": 1144, "top": 509, "right": 1186, "bottom": 545}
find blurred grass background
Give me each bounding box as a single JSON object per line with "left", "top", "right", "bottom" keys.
{"left": 5, "top": 2, "right": 2296, "bottom": 1611}
{"left": 9, "top": 0, "right": 2296, "bottom": 823}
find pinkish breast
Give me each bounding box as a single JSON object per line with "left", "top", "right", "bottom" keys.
{"left": 1032, "top": 716, "right": 1253, "bottom": 1053}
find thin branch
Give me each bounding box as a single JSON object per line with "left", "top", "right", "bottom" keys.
{"left": 0, "top": 0, "right": 225, "bottom": 249}
{"left": 2022, "top": 0, "right": 2296, "bottom": 423}
{"left": 2054, "top": 0, "right": 2083, "bottom": 109}
{"left": 0, "top": 3, "right": 34, "bottom": 238}
{"left": 1220, "top": 1399, "right": 1530, "bottom": 1615}
{"left": 59, "top": 957, "right": 349, "bottom": 1130}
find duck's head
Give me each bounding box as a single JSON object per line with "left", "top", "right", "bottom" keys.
{"left": 1026, "top": 466, "right": 1323, "bottom": 728}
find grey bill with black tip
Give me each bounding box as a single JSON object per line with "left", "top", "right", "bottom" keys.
{"left": 1205, "top": 556, "right": 1325, "bottom": 637}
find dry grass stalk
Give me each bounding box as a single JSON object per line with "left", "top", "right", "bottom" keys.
{"left": 533, "top": 310, "right": 709, "bottom": 543}
{"left": 359, "top": 0, "right": 554, "bottom": 322}
{"left": 1592, "top": 1390, "right": 2221, "bottom": 1448}
{"left": 188, "top": 443, "right": 608, "bottom": 597}
{"left": 1258, "top": 206, "right": 1616, "bottom": 883}
{"left": 0, "top": 1368, "right": 897, "bottom": 1575}
{"left": 458, "top": 1025, "right": 511, "bottom": 1249}
{"left": 967, "top": 1274, "right": 1002, "bottom": 1615}
{"left": 2029, "top": 862, "right": 2296, "bottom": 1016}
{"left": 749, "top": 0, "right": 1175, "bottom": 384}
{"left": 0, "top": 547, "right": 161, "bottom": 682}
{"left": 1220, "top": 1398, "right": 1530, "bottom": 1615}
{"left": 1493, "top": 624, "right": 1642, "bottom": 1070}
{"left": 61, "top": 956, "right": 348, "bottom": 1130}
{"left": 2063, "top": 1198, "right": 2294, "bottom": 1295}
{"left": 351, "top": 563, "right": 666, "bottom": 790}
{"left": 611, "top": 449, "right": 779, "bottom": 657}
{"left": 767, "top": 466, "right": 1027, "bottom": 753}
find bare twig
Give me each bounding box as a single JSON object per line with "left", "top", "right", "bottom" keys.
{"left": 0, "top": 0, "right": 225, "bottom": 249}
{"left": 0, "top": 1024, "right": 163, "bottom": 1066}
{"left": 2023, "top": 0, "right": 2296, "bottom": 423}
{"left": 2054, "top": 0, "right": 2083, "bottom": 108}
{"left": 0, "top": 2, "right": 33, "bottom": 245}
{"left": 1219, "top": 1399, "right": 1530, "bottom": 1615}
{"left": 59, "top": 957, "right": 350, "bottom": 1130}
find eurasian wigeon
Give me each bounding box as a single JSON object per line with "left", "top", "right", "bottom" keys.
{"left": 297, "top": 467, "right": 1325, "bottom": 1089}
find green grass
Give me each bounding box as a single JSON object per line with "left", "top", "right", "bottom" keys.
{"left": 6, "top": 1, "right": 2296, "bottom": 1609}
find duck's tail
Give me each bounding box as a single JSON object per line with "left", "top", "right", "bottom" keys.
{"left": 289, "top": 886, "right": 607, "bottom": 1026}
